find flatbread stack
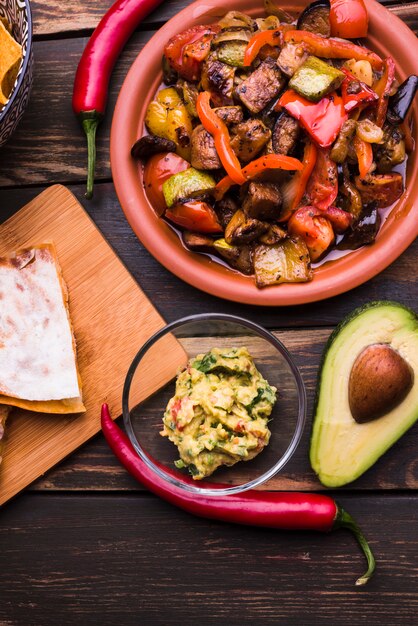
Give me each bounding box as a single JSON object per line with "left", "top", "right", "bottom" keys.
{"left": 0, "top": 18, "right": 23, "bottom": 107}
{"left": 0, "top": 243, "right": 85, "bottom": 466}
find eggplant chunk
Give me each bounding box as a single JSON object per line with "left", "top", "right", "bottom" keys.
{"left": 215, "top": 196, "right": 239, "bottom": 229}
{"left": 375, "top": 125, "right": 406, "bottom": 174}
{"left": 214, "top": 105, "right": 244, "bottom": 125}
{"left": 230, "top": 119, "right": 271, "bottom": 162}
{"left": 182, "top": 232, "right": 215, "bottom": 252}
{"left": 236, "top": 58, "right": 285, "bottom": 114}
{"left": 272, "top": 112, "right": 300, "bottom": 155}
{"left": 242, "top": 182, "right": 282, "bottom": 220}
{"left": 191, "top": 125, "right": 222, "bottom": 170}
{"left": 254, "top": 237, "right": 313, "bottom": 288}
{"left": 277, "top": 42, "right": 309, "bottom": 77}
{"left": 201, "top": 54, "right": 235, "bottom": 105}
{"left": 297, "top": 0, "right": 331, "bottom": 36}
{"left": 214, "top": 239, "right": 254, "bottom": 275}
{"left": 337, "top": 203, "right": 381, "bottom": 251}
{"left": 225, "top": 209, "right": 269, "bottom": 245}
{"left": 354, "top": 173, "right": 404, "bottom": 208}
{"left": 131, "top": 135, "right": 177, "bottom": 160}
{"left": 387, "top": 75, "right": 418, "bottom": 125}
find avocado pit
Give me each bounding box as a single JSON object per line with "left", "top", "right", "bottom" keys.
{"left": 349, "top": 343, "right": 414, "bottom": 423}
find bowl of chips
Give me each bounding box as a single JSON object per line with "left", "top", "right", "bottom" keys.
{"left": 0, "top": 0, "right": 33, "bottom": 147}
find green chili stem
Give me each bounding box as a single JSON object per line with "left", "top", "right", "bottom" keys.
{"left": 334, "top": 506, "right": 376, "bottom": 586}
{"left": 81, "top": 112, "right": 102, "bottom": 199}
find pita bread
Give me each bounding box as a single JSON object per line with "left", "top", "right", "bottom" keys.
{"left": 0, "top": 243, "right": 85, "bottom": 413}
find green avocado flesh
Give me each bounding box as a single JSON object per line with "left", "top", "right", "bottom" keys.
{"left": 310, "top": 301, "right": 418, "bottom": 487}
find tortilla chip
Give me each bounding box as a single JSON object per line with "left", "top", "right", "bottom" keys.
{"left": 0, "top": 20, "right": 22, "bottom": 106}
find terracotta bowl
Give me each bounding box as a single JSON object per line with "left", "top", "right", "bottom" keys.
{"left": 110, "top": 0, "right": 418, "bottom": 306}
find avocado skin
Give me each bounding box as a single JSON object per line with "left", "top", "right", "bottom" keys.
{"left": 310, "top": 301, "right": 418, "bottom": 487}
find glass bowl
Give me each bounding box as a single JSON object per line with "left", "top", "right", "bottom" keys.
{"left": 122, "top": 314, "right": 306, "bottom": 496}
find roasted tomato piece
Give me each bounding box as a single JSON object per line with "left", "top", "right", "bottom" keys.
{"left": 164, "top": 25, "right": 220, "bottom": 82}
{"left": 143, "top": 152, "right": 190, "bottom": 216}
{"left": 165, "top": 201, "right": 223, "bottom": 234}
{"left": 288, "top": 206, "right": 335, "bottom": 261}
{"left": 329, "top": 0, "right": 368, "bottom": 39}
{"left": 324, "top": 206, "right": 353, "bottom": 233}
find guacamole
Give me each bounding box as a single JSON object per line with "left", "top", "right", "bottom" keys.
{"left": 160, "top": 347, "right": 277, "bottom": 479}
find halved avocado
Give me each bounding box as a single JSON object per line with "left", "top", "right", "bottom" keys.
{"left": 310, "top": 301, "right": 418, "bottom": 487}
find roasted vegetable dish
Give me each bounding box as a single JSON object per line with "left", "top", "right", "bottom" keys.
{"left": 132, "top": 0, "right": 417, "bottom": 288}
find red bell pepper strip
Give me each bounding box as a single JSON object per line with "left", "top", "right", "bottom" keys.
{"left": 101, "top": 404, "right": 375, "bottom": 585}
{"left": 197, "top": 92, "right": 246, "bottom": 185}
{"left": 353, "top": 135, "right": 374, "bottom": 178}
{"left": 374, "top": 57, "right": 396, "bottom": 127}
{"left": 278, "top": 90, "right": 347, "bottom": 148}
{"left": 341, "top": 69, "right": 378, "bottom": 113}
{"left": 306, "top": 148, "right": 338, "bottom": 210}
{"left": 165, "top": 201, "right": 222, "bottom": 234}
{"left": 164, "top": 25, "right": 220, "bottom": 82}
{"left": 284, "top": 30, "right": 383, "bottom": 70}
{"left": 280, "top": 141, "right": 318, "bottom": 222}
{"left": 72, "top": 0, "right": 164, "bottom": 198}
{"left": 243, "top": 29, "right": 283, "bottom": 66}
{"left": 330, "top": 0, "right": 369, "bottom": 39}
{"left": 214, "top": 154, "right": 303, "bottom": 199}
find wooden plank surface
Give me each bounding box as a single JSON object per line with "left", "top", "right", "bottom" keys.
{"left": 29, "top": 0, "right": 418, "bottom": 36}
{"left": 0, "top": 493, "right": 417, "bottom": 626}
{"left": 0, "top": 0, "right": 417, "bottom": 623}
{"left": 0, "top": 185, "right": 186, "bottom": 505}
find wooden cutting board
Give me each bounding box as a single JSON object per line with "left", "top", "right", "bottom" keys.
{"left": 0, "top": 185, "right": 186, "bottom": 505}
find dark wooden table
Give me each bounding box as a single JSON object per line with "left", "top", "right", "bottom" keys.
{"left": 1, "top": 2, "right": 417, "bottom": 624}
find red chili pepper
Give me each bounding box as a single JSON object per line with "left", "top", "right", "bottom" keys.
{"left": 374, "top": 57, "right": 396, "bottom": 127}
{"left": 330, "top": 0, "right": 369, "bottom": 39}
{"left": 278, "top": 90, "right": 347, "bottom": 148}
{"left": 214, "top": 154, "right": 303, "bottom": 199}
{"left": 353, "top": 135, "right": 374, "bottom": 178}
{"left": 165, "top": 201, "right": 222, "bottom": 234}
{"left": 243, "top": 29, "right": 283, "bottom": 66}
{"left": 341, "top": 69, "right": 378, "bottom": 113}
{"left": 72, "top": 0, "right": 164, "bottom": 199}
{"left": 101, "top": 404, "right": 375, "bottom": 585}
{"left": 284, "top": 30, "right": 383, "bottom": 70}
{"left": 197, "top": 91, "right": 246, "bottom": 185}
